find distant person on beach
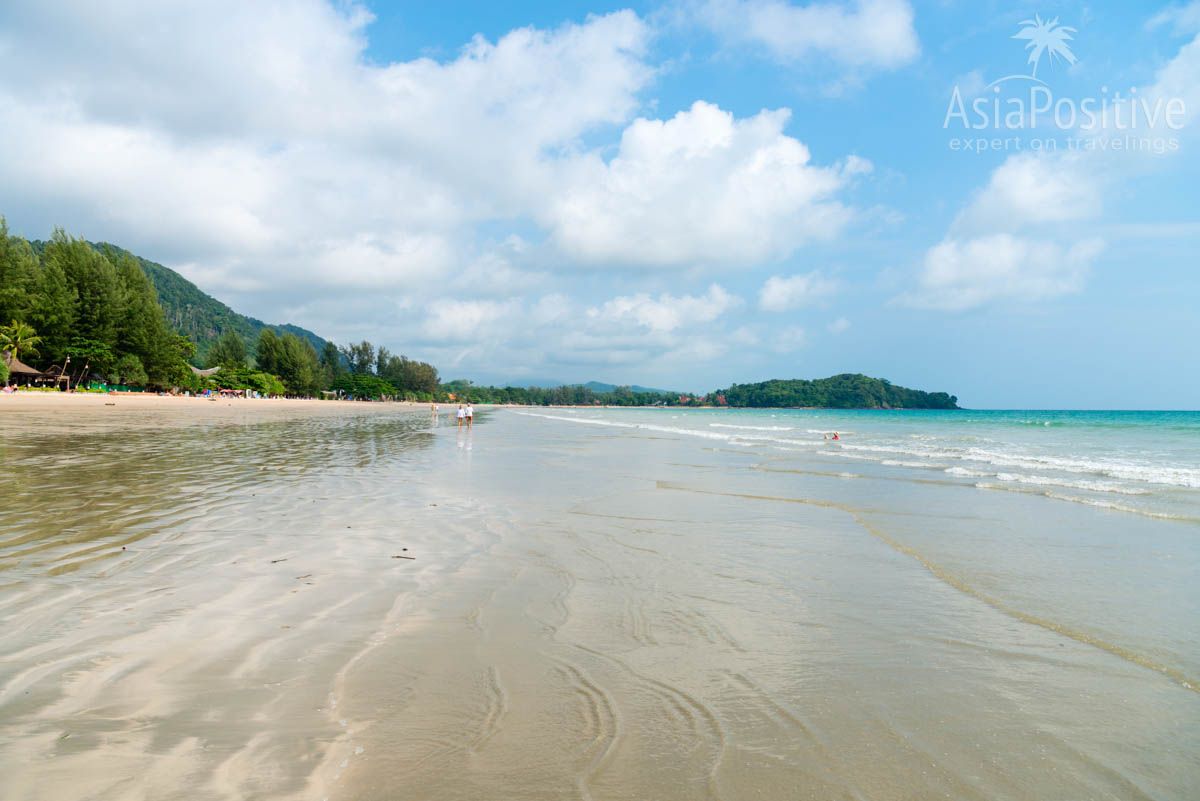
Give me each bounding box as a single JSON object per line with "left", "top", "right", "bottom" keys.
{"left": 831, "top": 432, "right": 840, "bottom": 441}
{"left": 465, "top": 403, "right": 474, "bottom": 428}
{"left": 456, "top": 404, "right": 466, "bottom": 428}
{"left": 2, "top": 383, "right": 15, "bottom": 394}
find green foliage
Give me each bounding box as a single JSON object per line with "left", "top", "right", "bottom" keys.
{"left": 438, "top": 381, "right": 674, "bottom": 406}
{"left": 112, "top": 353, "right": 149, "bottom": 387}
{"left": 207, "top": 329, "right": 248, "bottom": 369}
{"left": 0, "top": 218, "right": 38, "bottom": 325}
{"left": 320, "top": 340, "right": 342, "bottom": 380}
{"left": 1, "top": 220, "right": 214, "bottom": 390}
{"left": 331, "top": 372, "right": 397, "bottom": 400}
{"left": 378, "top": 351, "right": 439, "bottom": 395}
{"left": 206, "top": 365, "right": 287, "bottom": 396}
{"left": 0, "top": 319, "right": 42, "bottom": 361}
{"left": 27, "top": 247, "right": 76, "bottom": 364}
{"left": 340, "top": 340, "right": 376, "bottom": 375}
{"left": 0, "top": 358, "right": 8, "bottom": 385}
{"left": 257, "top": 329, "right": 322, "bottom": 396}
{"left": 714, "top": 374, "right": 958, "bottom": 409}
{"left": 45, "top": 230, "right": 121, "bottom": 353}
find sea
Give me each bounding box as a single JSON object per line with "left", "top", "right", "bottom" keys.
{"left": 1, "top": 403, "right": 1196, "bottom": 800}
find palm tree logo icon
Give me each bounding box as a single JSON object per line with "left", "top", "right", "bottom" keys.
{"left": 1013, "top": 15, "right": 1077, "bottom": 79}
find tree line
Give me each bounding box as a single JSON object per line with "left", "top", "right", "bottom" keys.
{"left": 1, "top": 221, "right": 195, "bottom": 388}
{"left": 0, "top": 219, "right": 440, "bottom": 398}
{"left": 438, "top": 381, "right": 681, "bottom": 406}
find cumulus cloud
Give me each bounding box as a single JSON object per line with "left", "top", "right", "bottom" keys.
{"left": 827, "top": 316, "right": 851, "bottom": 333}
{"left": 0, "top": 2, "right": 888, "bottom": 382}
{"left": 697, "top": 0, "right": 919, "bottom": 70}
{"left": 0, "top": 3, "right": 653, "bottom": 292}
{"left": 951, "top": 153, "right": 1103, "bottom": 233}
{"left": 759, "top": 270, "right": 838, "bottom": 311}
{"left": 902, "top": 235, "right": 1103, "bottom": 312}
{"left": 587, "top": 284, "right": 740, "bottom": 332}
{"left": 421, "top": 298, "right": 523, "bottom": 342}
{"left": 546, "top": 101, "right": 861, "bottom": 265}
{"left": 404, "top": 287, "right": 742, "bottom": 382}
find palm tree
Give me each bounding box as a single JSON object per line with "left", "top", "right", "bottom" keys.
{"left": 0, "top": 320, "right": 43, "bottom": 362}
{"left": 1013, "top": 15, "right": 1077, "bottom": 79}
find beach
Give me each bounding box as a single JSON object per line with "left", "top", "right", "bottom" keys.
{"left": 1, "top": 400, "right": 1197, "bottom": 800}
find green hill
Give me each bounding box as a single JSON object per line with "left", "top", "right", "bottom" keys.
{"left": 29, "top": 240, "right": 328, "bottom": 364}
{"left": 581, "top": 380, "right": 676, "bottom": 395}
{"left": 715, "top": 374, "right": 958, "bottom": 409}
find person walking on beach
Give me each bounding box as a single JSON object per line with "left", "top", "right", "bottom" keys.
{"left": 465, "top": 403, "right": 474, "bottom": 429}
{"left": 456, "top": 404, "right": 466, "bottom": 428}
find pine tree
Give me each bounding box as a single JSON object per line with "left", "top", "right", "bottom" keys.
{"left": 28, "top": 253, "right": 76, "bottom": 365}
{"left": 0, "top": 218, "right": 39, "bottom": 325}
{"left": 207, "top": 329, "right": 247, "bottom": 369}
{"left": 44, "top": 231, "right": 121, "bottom": 352}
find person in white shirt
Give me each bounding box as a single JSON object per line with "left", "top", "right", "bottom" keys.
{"left": 456, "top": 404, "right": 466, "bottom": 428}
{"left": 465, "top": 403, "right": 474, "bottom": 428}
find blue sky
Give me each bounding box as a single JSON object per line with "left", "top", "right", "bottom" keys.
{"left": 1, "top": 1, "right": 1198, "bottom": 407}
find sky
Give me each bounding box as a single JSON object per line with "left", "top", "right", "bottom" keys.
{"left": 0, "top": 0, "right": 1198, "bottom": 408}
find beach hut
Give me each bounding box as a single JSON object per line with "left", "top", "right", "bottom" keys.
{"left": 2, "top": 352, "right": 49, "bottom": 387}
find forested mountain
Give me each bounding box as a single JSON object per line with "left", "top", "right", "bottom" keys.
{"left": 714, "top": 374, "right": 959, "bottom": 409}
{"left": 2, "top": 219, "right": 439, "bottom": 398}
{"left": 26, "top": 241, "right": 327, "bottom": 364}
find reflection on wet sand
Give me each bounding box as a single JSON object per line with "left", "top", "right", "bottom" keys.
{"left": 1, "top": 406, "right": 1197, "bottom": 800}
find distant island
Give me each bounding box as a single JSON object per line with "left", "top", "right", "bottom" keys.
{"left": 1, "top": 219, "right": 957, "bottom": 409}
{"left": 715, "top": 375, "right": 958, "bottom": 410}
{"left": 440, "top": 375, "right": 957, "bottom": 409}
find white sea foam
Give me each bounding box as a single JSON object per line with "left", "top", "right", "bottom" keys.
{"left": 518, "top": 411, "right": 1200, "bottom": 491}
{"left": 710, "top": 423, "right": 795, "bottom": 432}
{"left": 882, "top": 459, "right": 945, "bottom": 469}
{"left": 993, "top": 472, "right": 1150, "bottom": 496}
{"left": 945, "top": 467, "right": 990, "bottom": 478}
{"left": 976, "top": 483, "right": 1191, "bottom": 521}
{"left": 840, "top": 442, "right": 1200, "bottom": 489}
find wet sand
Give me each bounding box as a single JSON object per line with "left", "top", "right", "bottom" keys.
{"left": 0, "top": 404, "right": 1196, "bottom": 800}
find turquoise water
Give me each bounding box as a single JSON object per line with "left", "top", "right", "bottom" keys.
{"left": 517, "top": 408, "right": 1200, "bottom": 521}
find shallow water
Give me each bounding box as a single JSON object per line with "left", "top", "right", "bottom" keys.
{"left": 1, "top": 406, "right": 1197, "bottom": 800}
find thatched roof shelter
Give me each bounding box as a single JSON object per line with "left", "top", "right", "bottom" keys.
{"left": 3, "top": 352, "right": 45, "bottom": 377}
{"left": 190, "top": 364, "right": 221, "bottom": 378}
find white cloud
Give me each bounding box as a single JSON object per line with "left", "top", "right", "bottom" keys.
{"left": 587, "top": 284, "right": 740, "bottom": 332}
{"left": 1147, "top": 2, "right": 1200, "bottom": 35}
{"left": 546, "top": 101, "right": 859, "bottom": 266}
{"left": 0, "top": 0, "right": 878, "bottom": 376}
{"left": 0, "top": 3, "right": 653, "bottom": 297}
{"left": 421, "top": 298, "right": 522, "bottom": 342}
{"left": 759, "top": 270, "right": 838, "bottom": 311}
{"left": 903, "top": 235, "right": 1103, "bottom": 312}
{"left": 697, "top": 0, "right": 919, "bottom": 70}
{"left": 952, "top": 153, "right": 1103, "bottom": 233}
{"left": 827, "top": 316, "right": 851, "bottom": 333}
